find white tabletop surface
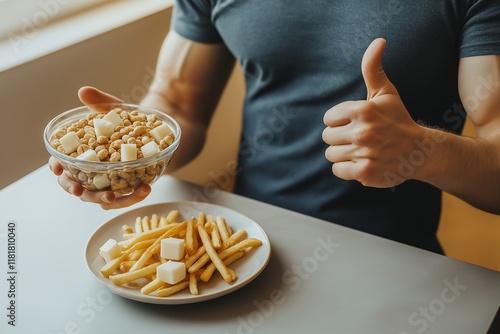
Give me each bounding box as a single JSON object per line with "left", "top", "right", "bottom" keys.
{"left": 1, "top": 165, "right": 499, "bottom": 334}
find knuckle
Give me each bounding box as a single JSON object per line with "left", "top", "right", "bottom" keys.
{"left": 355, "top": 101, "right": 375, "bottom": 120}
{"left": 353, "top": 126, "right": 376, "bottom": 145}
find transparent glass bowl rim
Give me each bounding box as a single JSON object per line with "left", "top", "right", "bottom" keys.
{"left": 43, "top": 103, "right": 182, "bottom": 170}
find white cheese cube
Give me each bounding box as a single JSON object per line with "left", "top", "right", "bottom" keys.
{"left": 141, "top": 141, "right": 160, "bottom": 158}
{"left": 157, "top": 261, "right": 186, "bottom": 284}
{"left": 93, "top": 173, "right": 111, "bottom": 190}
{"left": 120, "top": 143, "right": 137, "bottom": 161}
{"left": 102, "top": 109, "right": 124, "bottom": 128}
{"left": 76, "top": 149, "right": 99, "bottom": 162}
{"left": 160, "top": 238, "right": 185, "bottom": 260}
{"left": 93, "top": 118, "right": 115, "bottom": 138}
{"left": 150, "top": 124, "right": 173, "bottom": 144}
{"left": 99, "top": 238, "right": 121, "bottom": 263}
{"left": 59, "top": 132, "right": 80, "bottom": 154}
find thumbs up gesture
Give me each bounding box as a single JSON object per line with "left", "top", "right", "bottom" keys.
{"left": 322, "top": 38, "right": 424, "bottom": 188}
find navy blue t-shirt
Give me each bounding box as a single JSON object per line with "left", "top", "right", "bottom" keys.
{"left": 172, "top": 0, "right": 500, "bottom": 253}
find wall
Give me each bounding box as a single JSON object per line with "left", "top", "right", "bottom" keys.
{"left": 0, "top": 5, "right": 173, "bottom": 189}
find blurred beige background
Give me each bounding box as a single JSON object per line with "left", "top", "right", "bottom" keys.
{"left": 1, "top": 4, "right": 498, "bottom": 271}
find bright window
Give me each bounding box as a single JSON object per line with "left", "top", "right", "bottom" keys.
{"left": 0, "top": 0, "right": 111, "bottom": 38}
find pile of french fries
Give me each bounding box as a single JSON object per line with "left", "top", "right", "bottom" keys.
{"left": 99, "top": 210, "right": 263, "bottom": 297}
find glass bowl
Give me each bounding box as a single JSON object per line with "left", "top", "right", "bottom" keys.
{"left": 44, "top": 103, "right": 181, "bottom": 197}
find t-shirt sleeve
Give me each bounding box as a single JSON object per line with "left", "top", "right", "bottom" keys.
{"left": 459, "top": 0, "right": 500, "bottom": 57}
{"left": 171, "top": 0, "right": 223, "bottom": 44}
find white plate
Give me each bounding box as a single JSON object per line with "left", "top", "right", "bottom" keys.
{"left": 85, "top": 202, "right": 271, "bottom": 304}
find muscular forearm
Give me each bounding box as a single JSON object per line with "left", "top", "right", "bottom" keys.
{"left": 137, "top": 31, "right": 235, "bottom": 172}
{"left": 139, "top": 92, "right": 208, "bottom": 172}
{"left": 415, "top": 126, "right": 500, "bottom": 214}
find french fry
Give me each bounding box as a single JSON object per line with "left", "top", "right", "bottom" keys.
{"left": 122, "top": 224, "right": 134, "bottom": 234}
{"left": 187, "top": 229, "right": 247, "bottom": 273}
{"left": 216, "top": 216, "right": 231, "bottom": 242}
{"left": 151, "top": 214, "right": 159, "bottom": 229}
{"left": 142, "top": 216, "right": 151, "bottom": 232}
{"left": 189, "top": 273, "right": 199, "bottom": 295}
{"left": 197, "top": 224, "right": 233, "bottom": 284}
{"left": 186, "top": 217, "right": 198, "bottom": 255}
{"left": 134, "top": 216, "right": 143, "bottom": 233}
{"left": 200, "top": 251, "right": 244, "bottom": 282}
{"left": 210, "top": 220, "right": 222, "bottom": 250}
{"left": 228, "top": 267, "right": 236, "bottom": 282}
{"left": 222, "top": 229, "right": 247, "bottom": 248}
{"left": 195, "top": 238, "right": 261, "bottom": 280}
{"left": 185, "top": 246, "right": 206, "bottom": 269}
{"left": 109, "top": 262, "right": 160, "bottom": 286}
{"left": 119, "top": 260, "right": 136, "bottom": 273}
{"left": 100, "top": 210, "right": 263, "bottom": 298}
{"left": 129, "top": 221, "right": 187, "bottom": 272}
{"left": 188, "top": 253, "right": 210, "bottom": 273}
{"left": 120, "top": 257, "right": 157, "bottom": 272}
{"left": 157, "top": 281, "right": 189, "bottom": 297}
{"left": 141, "top": 277, "right": 168, "bottom": 295}
{"left": 223, "top": 217, "right": 233, "bottom": 236}
{"left": 159, "top": 214, "right": 168, "bottom": 226}
{"left": 120, "top": 224, "right": 180, "bottom": 250}
{"left": 127, "top": 248, "right": 147, "bottom": 261}
{"left": 166, "top": 210, "right": 179, "bottom": 224}
{"left": 198, "top": 212, "right": 205, "bottom": 226}
{"left": 219, "top": 238, "right": 263, "bottom": 261}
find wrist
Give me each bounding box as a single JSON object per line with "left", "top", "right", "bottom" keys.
{"left": 409, "top": 125, "right": 450, "bottom": 184}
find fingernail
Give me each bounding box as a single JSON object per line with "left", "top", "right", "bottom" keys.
{"left": 101, "top": 194, "right": 113, "bottom": 203}
{"left": 138, "top": 186, "right": 150, "bottom": 196}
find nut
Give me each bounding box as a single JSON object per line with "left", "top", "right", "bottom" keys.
{"left": 51, "top": 107, "right": 176, "bottom": 195}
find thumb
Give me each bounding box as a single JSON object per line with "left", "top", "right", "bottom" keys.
{"left": 78, "top": 86, "right": 123, "bottom": 111}
{"left": 361, "top": 38, "right": 394, "bottom": 99}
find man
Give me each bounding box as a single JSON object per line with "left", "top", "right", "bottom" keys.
{"left": 51, "top": 0, "right": 500, "bottom": 253}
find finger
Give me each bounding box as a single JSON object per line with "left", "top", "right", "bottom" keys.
{"left": 322, "top": 125, "right": 352, "bottom": 146}
{"left": 323, "top": 100, "right": 373, "bottom": 127}
{"left": 57, "top": 172, "right": 84, "bottom": 197}
{"left": 99, "top": 184, "right": 151, "bottom": 210}
{"left": 325, "top": 144, "right": 358, "bottom": 163}
{"left": 323, "top": 101, "right": 353, "bottom": 126}
{"left": 48, "top": 156, "right": 63, "bottom": 176}
{"left": 78, "top": 86, "right": 124, "bottom": 112}
{"left": 361, "top": 38, "right": 394, "bottom": 99}
{"left": 331, "top": 161, "right": 358, "bottom": 181}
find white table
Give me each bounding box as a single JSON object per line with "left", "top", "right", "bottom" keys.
{"left": 1, "top": 166, "right": 499, "bottom": 334}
